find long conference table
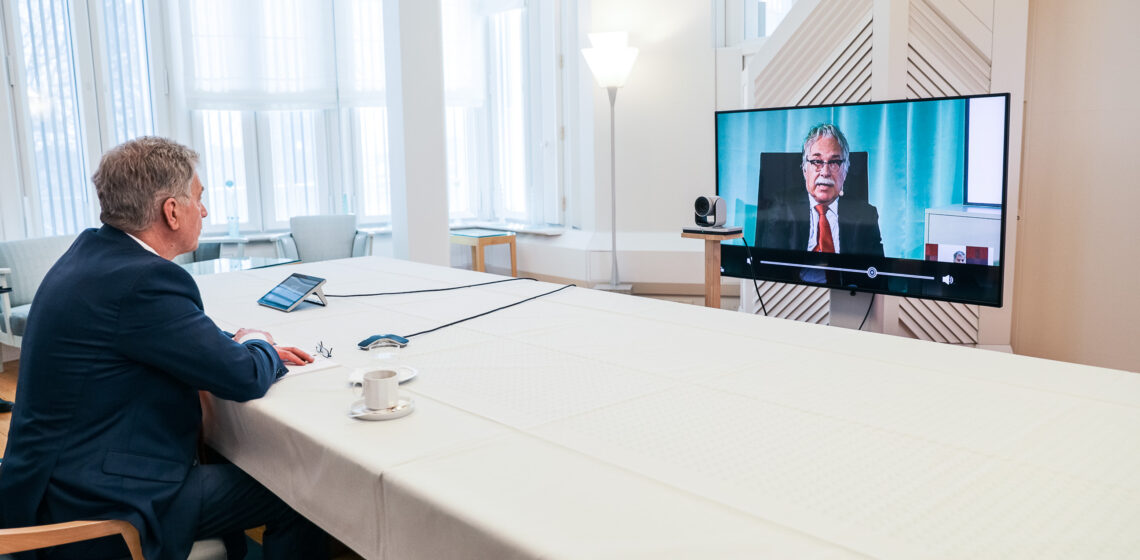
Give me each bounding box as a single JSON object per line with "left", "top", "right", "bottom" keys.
{"left": 197, "top": 256, "right": 1140, "bottom": 560}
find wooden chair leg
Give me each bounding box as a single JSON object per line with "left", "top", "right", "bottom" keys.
{"left": 0, "top": 519, "right": 144, "bottom": 560}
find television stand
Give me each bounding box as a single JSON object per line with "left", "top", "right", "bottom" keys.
{"left": 829, "top": 289, "right": 877, "bottom": 331}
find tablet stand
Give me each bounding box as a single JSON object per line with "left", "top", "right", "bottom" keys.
{"left": 303, "top": 285, "right": 328, "bottom": 308}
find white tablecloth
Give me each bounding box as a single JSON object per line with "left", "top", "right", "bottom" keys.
{"left": 199, "top": 256, "right": 1140, "bottom": 559}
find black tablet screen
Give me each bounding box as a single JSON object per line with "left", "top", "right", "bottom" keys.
{"left": 257, "top": 273, "right": 325, "bottom": 311}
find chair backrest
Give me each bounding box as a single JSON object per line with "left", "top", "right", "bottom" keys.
{"left": 288, "top": 214, "right": 359, "bottom": 263}
{"left": 172, "top": 243, "right": 221, "bottom": 265}
{"left": 756, "top": 151, "right": 869, "bottom": 206}
{"left": 0, "top": 235, "right": 78, "bottom": 307}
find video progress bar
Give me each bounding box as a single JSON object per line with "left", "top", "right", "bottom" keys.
{"left": 757, "top": 260, "right": 934, "bottom": 281}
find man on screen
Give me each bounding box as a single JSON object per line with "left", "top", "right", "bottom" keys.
{"left": 756, "top": 123, "right": 884, "bottom": 257}
{"left": 0, "top": 137, "right": 325, "bottom": 559}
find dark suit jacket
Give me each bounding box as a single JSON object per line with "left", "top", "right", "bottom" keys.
{"left": 756, "top": 196, "right": 885, "bottom": 257}
{"left": 0, "top": 225, "right": 286, "bottom": 560}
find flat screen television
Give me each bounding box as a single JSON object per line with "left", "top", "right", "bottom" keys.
{"left": 716, "top": 93, "right": 1010, "bottom": 307}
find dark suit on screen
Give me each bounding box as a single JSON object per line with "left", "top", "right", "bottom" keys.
{"left": 756, "top": 197, "right": 885, "bottom": 257}
{"left": 752, "top": 151, "right": 884, "bottom": 257}
{"left": 0, "top": 225, "right": 293, "bottom": 559}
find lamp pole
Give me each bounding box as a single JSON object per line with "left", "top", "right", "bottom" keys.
{"left": 582, "top": 32, "right": 636, "bottom": 292}
{"left": 607, "top": 86, "right": 619, "bottom": 288}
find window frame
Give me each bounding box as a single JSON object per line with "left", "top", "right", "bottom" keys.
{"left": 0, "top": 0, "right": 171, "bottom": 239}
{"left": 0, "top": 0, "right": 575, "bottom": 240}
{"left": 441, "top": 0, "right": 565, "bottom": 229}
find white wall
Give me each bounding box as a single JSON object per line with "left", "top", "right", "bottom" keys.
{"left": 562, "top": 0, "right": 716, "bottom": 286}
{"left": 1013, "top": 0, "right": 1140, "bottom": 372}
{"left": 589, "top": 0, "right": 717, "bottom": 232}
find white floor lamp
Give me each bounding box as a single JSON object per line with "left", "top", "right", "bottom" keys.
{"left": 582, "top": 32, "right": 638, "bottom": 291}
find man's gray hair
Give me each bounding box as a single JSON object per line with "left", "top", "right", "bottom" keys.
{"left": 92, "top": 136, "right": 200, "bottom": 233}
{"left": 801, "top": 123, "right": 851, "bottom": 174}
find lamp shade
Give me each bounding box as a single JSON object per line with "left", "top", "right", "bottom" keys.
{"left": 581, "top": 32, "right": 638, "bottom": 88}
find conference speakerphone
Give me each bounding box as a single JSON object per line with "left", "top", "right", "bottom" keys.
{"left": 257, "top": 273, "right": 328, "bottom": 312}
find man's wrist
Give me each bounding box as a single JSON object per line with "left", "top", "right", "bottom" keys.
{"left": 237, "top": 332, "right": 270, "bottom": 344}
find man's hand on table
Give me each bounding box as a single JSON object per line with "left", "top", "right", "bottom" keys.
{"left": 232, "top": 328, "right": 315, "bottom": 366}
{"left": 274, "top": 345, "right": 313, "bottom": 366}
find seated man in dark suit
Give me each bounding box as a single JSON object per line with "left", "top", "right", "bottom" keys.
{"left": 0, "top": 137, "right": 325, "bottom": 560}
{"left": 756, "top": 123, "right": 884, "bottom": 256}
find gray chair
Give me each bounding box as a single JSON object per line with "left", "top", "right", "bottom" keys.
{"left": 172, "top": 242, "right": 222, "bottom": 266}
{"left": 276, "top": 214, "right": 369, "bottom": 263}
{"left": 0, "top": 235, "right": 77, "bottom": 355}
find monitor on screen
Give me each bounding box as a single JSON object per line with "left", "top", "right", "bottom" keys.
{"left": 716, "top": 94, "right": 1010, "bottom": 307}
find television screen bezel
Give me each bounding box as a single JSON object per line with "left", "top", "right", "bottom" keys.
{"left": 715, "top": 93, "right": 1011, "bottom": 308}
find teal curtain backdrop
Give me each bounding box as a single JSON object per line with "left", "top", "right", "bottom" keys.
{"left": 718, "top": 98, "right": 966, "bottom": 259}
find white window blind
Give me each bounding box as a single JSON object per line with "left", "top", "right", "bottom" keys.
{"left": 14, "top": 0, "right": 90, "bottom": 237}
{"left": 5, "top": 0, "right": 155, "bottom": 237}
{"left": 441, "top": 0, "right": 560, "bottom": 227}
{"left": 181, "top": 0, "right": 389, "bottom": 232}
{"left": 335, "top": 0, "right": 391, "bottom": 222}
{"left": 100, "top": 0, "right": 154, "bottom": 142}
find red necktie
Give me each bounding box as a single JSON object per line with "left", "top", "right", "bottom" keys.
{"left": 815, "top": 204, "right": 834, "bottom": 253}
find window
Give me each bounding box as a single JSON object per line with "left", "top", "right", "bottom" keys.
{"left": 441, "top": 0, "right": 560, "bottom": 227}
{"left": 2, "top": 0, "right": 154, "bottom": 237}
{"left": 180, "top": 0, "right": 389, "bottom": 233}
{"left": 1, "top": 0, "right": 566, "bottom": 238}
{"left": 721, "top": 0, "right": 801, "bottom": 45}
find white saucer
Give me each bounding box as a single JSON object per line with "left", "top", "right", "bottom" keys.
{"left": 349, "top": 397, "right": 415, "bottom": 421}
{"left": 348, "top": 366, "right": 418, "bottom": 386}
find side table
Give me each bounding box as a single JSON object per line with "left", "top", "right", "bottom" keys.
{"left": 681, "top": 229, "right": 744, "bottom": 308}
{"left": 449, "top": 228, "right": 518, "bottom": 277}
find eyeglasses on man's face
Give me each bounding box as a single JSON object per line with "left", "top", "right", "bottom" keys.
{"left": 806, "top": 159, "right": 845, "bottom": 172}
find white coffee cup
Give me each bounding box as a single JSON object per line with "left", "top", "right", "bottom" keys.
{"left": 358, "top": 369, "right": 400, "bottom": 411}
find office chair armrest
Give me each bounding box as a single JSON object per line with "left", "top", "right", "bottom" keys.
{"left": 273, "top": 234, "right": 299, "bottom": 261}
{"left": 0, "top": 269, "right": 11, "bottom": 341}
{"left": 351, "top": 231, "right": 371, "bottom": 257}
{"left": 0, "top": 520, "right": 144, "bottom": 559}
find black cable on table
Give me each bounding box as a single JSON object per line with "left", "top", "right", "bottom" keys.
{"left": 403, "top": 283, "right": 575, "bottom": 338}
{"left": 325, "top": 277, "right": 537, "bottom": 298}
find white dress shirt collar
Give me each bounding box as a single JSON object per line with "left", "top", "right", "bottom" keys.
{"left": 125, "top": 231, "right": 161, "bottom": 256}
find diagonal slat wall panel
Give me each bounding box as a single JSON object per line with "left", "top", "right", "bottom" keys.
{"left": 907, "top": 0, "right": 991, "bottom": 96}
{"left": 744, "top": 0, "right": 875, "bottom": 325}
{"left": 795, "top": 17, "right": 874, "bottom": 106}
{"left": 742, "top": 0, "right": 994, "bottom": 340}
{"left": 902, "top": 0, "right": 991, "bottom": 344}
{"left": 899, "top": 297, "right": 980, "bottom": 344}
{"left": 743, "top": 1, "right": 875, "bottom": 323}
{"left": 752, "top": 0, "right": 874, "bottom": 108}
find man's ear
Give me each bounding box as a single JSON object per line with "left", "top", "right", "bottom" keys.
{"left": 163, "top": 197, "right": 181, "bottom": 231}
